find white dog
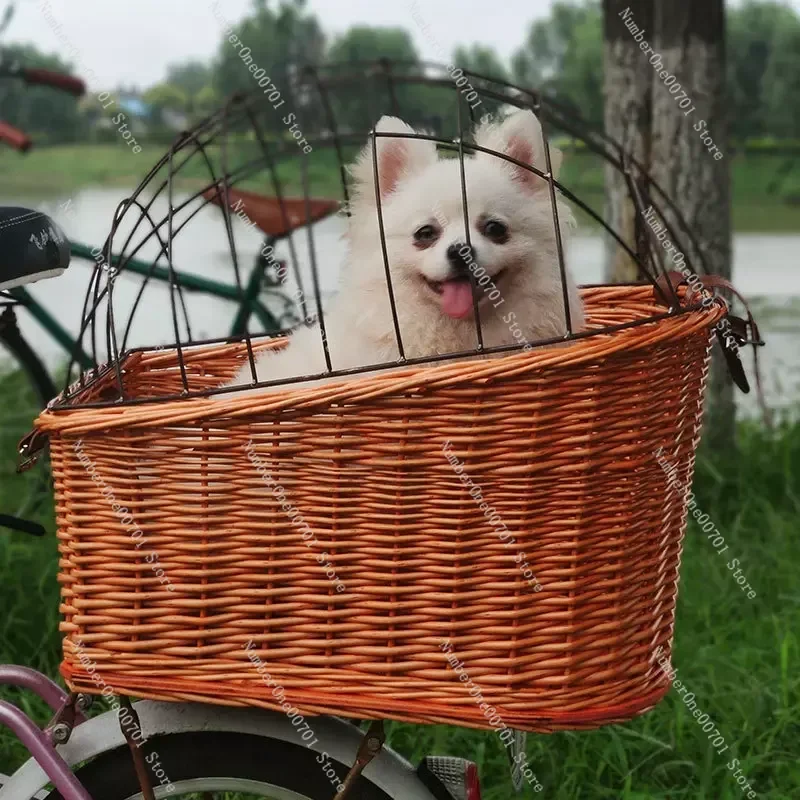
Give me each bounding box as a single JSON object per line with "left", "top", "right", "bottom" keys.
{"left": 224, "top": 109, "right": 584, "bottom": 393}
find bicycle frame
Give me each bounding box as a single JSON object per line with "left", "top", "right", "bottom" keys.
{"left": 5, "top": 235, "right": 290, "bottom": 376}
{"left": 0, "top": 667, "right": 440, "bottom": 800}
{"left": 70, "top": 237, "right": 287, "bottom": 335}
{"left": 1, "top": 54, "right": 298, "bottom": 378}
{"left": 0, "top": 666, "right": 92, "bottom": 800}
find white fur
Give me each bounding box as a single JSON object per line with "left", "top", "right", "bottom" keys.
{"left": 224, "top": 110, "right": 585, "bottom": 393}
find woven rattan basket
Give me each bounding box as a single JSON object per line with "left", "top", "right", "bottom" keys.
{"left": 37, "top": 283, "right": 725, "bottom": 733}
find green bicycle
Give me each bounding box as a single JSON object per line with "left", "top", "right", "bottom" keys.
{"left": 0, "top": 58, "right": 339, "bottom": 520}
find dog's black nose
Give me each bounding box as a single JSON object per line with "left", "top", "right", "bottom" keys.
{"left": 446, "top": 243, "right": 475, "bottom": 277}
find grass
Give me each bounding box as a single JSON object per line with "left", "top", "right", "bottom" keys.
{"left": 0, "top": 375, "right": 798, "bottom": 797}
{"left": 1, "top": 144, "right": 799, "bottom": 233}
{"left": 0, "top": 143, "right": 159, "bottom": 196}
{"left": 0, "top": 141, "right": 355, "bottom": 199}
{"left": 558, "top": 151, "right": 800, "bottom": 234}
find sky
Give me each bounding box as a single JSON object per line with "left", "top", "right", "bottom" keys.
{"left": 5, "top": 0, "right": 549, "bottom": 90}
{"left": 6, "top": 0, "right": 800, "bottom": 91}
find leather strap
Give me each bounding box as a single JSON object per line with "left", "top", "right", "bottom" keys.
{"left": 655, "top": 271, "right": 770, "bottom": 425}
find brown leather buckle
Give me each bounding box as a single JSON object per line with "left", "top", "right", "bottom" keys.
{"left": 17, "top": 428, "right": 48, "bottom": 472}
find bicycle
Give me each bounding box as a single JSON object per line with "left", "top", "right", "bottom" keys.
{"left": 2, "top": 53, "right": 767, "bottom": 800}
{"left": 0, "top": 57, "right": 341, "bottom": 521}
{"left": 0, "top": 205, "right": 479, "bottom": 800}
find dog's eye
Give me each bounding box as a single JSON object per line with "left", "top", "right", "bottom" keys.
{"left": 482, "top": 219, "right": 509, "bottom": 243}
{"left": 413, "top": 224, "right": 439, "bottom": 244}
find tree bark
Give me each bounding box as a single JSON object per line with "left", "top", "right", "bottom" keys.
{"left": 649, "top": 0, "right": 734, "bottom": 447}
{"left": 602, "top": 0, "right": 653, "bottom": 283}
{"left": 603, "top": 0, "right": 735, "bottom": 446}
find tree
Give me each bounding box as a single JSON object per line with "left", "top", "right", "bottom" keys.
{"left": 762, "top": 16, "right": 800, "bottom": 139}
{"left": 166, "top": 61, "right": 212, "bottom": 98}
{"left": 195, "top": 85, "right": 221, "bottom": 119}
{"left": 142, "top": 83, "right": 189, "bottom": 130}
{"left": 653, "top": 1, "right": 733, "bottom": 448}
{"left": 165, "top": 60, "right": 213, "bottom": 118}
{"left": 450, "top": 44, "right": 510, "bottom": 121}
{"left": 327, "top": 25, "right": 418, "bottom": 65}
{"left": 452, "top": 44, "right": 509, "bottom": 83}
{"left": 561, "top": 11, "right": 604, "bottom": 125}
{"left": 326, "top": 27, "right": 429, "bottom": 130}
{"left": 602, "top": 0, "right": 734, "bottom": 446}
{"left": 602, "top": 0, "right": 654, "bottom": 283}
{"left": 214, "top": 0, "right": 325, "bottom": 100}
{"left": 727, "top": 1, "right": 799, "bottom": 140}
{"left": 512, "top": 1, "right": 603, "bottom": 126}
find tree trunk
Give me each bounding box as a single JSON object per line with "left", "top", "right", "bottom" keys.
{"left": 649, "top": 0, "right": 734, "bottom": 448}
{"left": 602, "top": 0, "right": 653, "bottom": 283}
{"left": 602, "top": 0, "right": 735, "bottom": 446}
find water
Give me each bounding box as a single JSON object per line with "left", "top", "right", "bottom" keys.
{"left": 4, "top": 188, "right": 798, "bottom": 417}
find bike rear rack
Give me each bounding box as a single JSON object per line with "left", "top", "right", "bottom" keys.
{"left": 0, "top": 666, "right": 92, "bottom": 800}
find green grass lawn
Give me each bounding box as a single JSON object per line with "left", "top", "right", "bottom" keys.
{"left": 558, "top": 151, "right": 800, "bottom": 234}
{"left": 0, "top": 143, "right": 160, "bottom": 195}
{"left": 1, "top": 143, "right": 799, "bottom": 233}
{"left": 0, "top": 367, "right": 797, "bottom": 797}
{"left": 0, "top": 141, "right": 355, "bottom": 199}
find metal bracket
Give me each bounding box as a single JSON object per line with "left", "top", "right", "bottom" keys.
{"left": 44, "top": 693, "right": 85, "bottom": 745}
{"left": 507, "top": 729, "right": 527, "bottom": 793}
{"left": 118, "top": 697, "right": 155, "bottom": 800}
{"left": 336, "top": 720, "right": 386, "bottom": 799}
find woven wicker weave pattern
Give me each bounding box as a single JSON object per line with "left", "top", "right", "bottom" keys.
{"left": 40, "top": 286, "right": 724, "bottom": 733}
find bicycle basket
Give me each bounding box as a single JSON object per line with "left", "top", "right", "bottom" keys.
{"left": 35, "top": 61, "right": 745, "bottom": 733}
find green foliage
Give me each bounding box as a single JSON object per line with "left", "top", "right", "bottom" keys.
{"left": 554, "top": 148, "right": 800, "bottom": 232}
{"left": 165, "top": 60, "right": 212, "bottom": 101}
{"left": 728, "top": 1, "right": 799, "bottom": 140}
{"left": 142, "top": 82, "right": 188, "bottom": 114}
{"left": 327, "top": 25, "right": 417, "bottom": 65}
{"left": 512, "top": 1, "right": 603, "bottom": 127}
{"left": 1, "top": 373, "right": 798, "bottom": 795}
{"left": 325, "top": 26, "right": 430, "bottom": 131}
{"left": 741, "top": 138, "right": 800, "bottom": 152}
{"left": 213, "top": 0, "right": 325, "bottom": 101}
{"left": 452, "top": 44, "right": 509, "bottom": 83}
{"left": 762, "top": 17, "right": 800, "bottom": 140}
{"left": 778, "top": 172, "right": 800, "bottom": 206}
{"left": 508, "top": 0, "right": 800, "bottom": 140}
{"left": 5, "top": 0, "right": 800, "bottom": 147}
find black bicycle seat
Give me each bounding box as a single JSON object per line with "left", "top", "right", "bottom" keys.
{"left": 0, "top": 206, "right": 70, "bottom": 291}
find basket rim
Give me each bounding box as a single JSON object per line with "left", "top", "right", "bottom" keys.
{"left": 36, "top": 285, "right": 725, "bottom": 434}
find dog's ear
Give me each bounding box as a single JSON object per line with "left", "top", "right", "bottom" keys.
{"left": 474, "top": 110, "right": 561, "bottom": 192}
{"left": 350, "top": 116, "right": 437, "bottom": 204}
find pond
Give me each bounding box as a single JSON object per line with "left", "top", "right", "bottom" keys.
{"left": 5, "top": 188, "right": 798, "bottom": 418}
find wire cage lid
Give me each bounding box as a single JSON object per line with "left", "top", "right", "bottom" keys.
{"left": 61, "top": 59, "right": 745, "bottom": 408}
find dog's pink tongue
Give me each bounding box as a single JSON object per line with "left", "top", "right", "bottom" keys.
{"left": 440, "top": 280, "right": 475, "bottom": 319}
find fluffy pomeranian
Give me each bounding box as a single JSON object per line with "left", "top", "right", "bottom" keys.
{"left": 224, "top": 109, "right": 584, "bottom": 392}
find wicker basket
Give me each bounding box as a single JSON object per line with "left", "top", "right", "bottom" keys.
{"left": 37, "top": 284, "right": 724, "bottom": 733}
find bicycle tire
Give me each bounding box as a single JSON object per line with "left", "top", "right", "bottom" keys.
{"left": 0, "top": 307, "right": 55, "bottom": 518}
{"left": 45, "top": 731, "right": 396, "bottom": 800}
{"left": 0, "top": 310, "right": 56, "bottom": 403}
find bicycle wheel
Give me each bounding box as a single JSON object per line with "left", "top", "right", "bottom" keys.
{"left": 46, "top": 731, "right": 395, "bottom": 800}
{"left": 0, "top": 307, "right": 55, "bottom": 519}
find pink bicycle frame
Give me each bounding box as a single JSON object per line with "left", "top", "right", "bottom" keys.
{"left": 0, "top": 666, "right": 92, "bottom": 800}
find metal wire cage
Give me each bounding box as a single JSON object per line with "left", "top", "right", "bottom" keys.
{"left": 53, "top": 59, "right": 741, "bottom": 408}
{"left": 35, "top": 61, "right": 749, "bottom": 734}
